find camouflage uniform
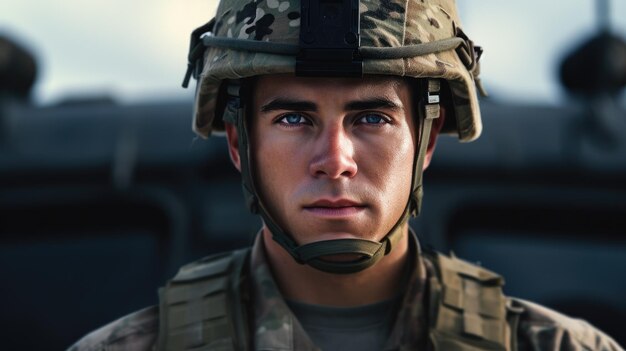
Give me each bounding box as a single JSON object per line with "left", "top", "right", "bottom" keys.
{"left": 68, "top": 234, "right": 622, "bottom": 351}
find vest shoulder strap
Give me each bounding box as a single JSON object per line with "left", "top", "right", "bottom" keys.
{"left": 156, "top": 248, "right": 251, "bottom": 351}
{"left": 423, "top": 250, "right": 522, "bottom": 351}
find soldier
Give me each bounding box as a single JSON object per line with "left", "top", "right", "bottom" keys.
{"left": 69, "top": 0, "right": 623, "bottom": 350}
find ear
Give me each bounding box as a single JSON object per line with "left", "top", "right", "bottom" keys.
{"left": 423, "top": 106, "right": 446, "bottom": 170}
{"left": 225, "top": 122, "right": 242, "bottom": 172}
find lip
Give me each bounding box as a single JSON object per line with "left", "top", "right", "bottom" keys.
{"left": 306, "top": 199, "right": 362, "bottom": 207}
{"left": 303, "top": 199, "right": 366, "bottom": 217}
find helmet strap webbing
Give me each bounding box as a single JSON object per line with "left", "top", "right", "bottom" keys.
{"left": 232, "top": 79, "right": 439, "bottom": 274}
{"left": 410, "top": 79, "right": 441, "bottom": 217}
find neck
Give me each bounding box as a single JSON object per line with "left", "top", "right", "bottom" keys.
{"left": 259, "top": 223, "right": 411, "bottom": 307}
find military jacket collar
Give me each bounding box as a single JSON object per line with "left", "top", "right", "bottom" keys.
{"left": 250, "top": 231, "right": 429, "bottom": 351}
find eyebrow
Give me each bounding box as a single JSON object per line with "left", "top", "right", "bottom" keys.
{"left": 260, "top": 98, "right": 317, "bottom": 112}
{"left": 344, "top": 98, "right": 402, "bottom": 111}
{"left": 259, "top": 97, "right": 402, "bottom": 113}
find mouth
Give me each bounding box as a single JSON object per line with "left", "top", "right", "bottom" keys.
{"left": 302, "top": 199, "right": 367, "bottom": 217}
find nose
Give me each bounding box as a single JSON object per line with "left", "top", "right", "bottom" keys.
{"left": 309, "top": 126, "right": 358, "bottom": 179}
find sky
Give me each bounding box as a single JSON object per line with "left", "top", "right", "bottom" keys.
{"left": 1, "top": 0, "right": 625, "bottom": 106}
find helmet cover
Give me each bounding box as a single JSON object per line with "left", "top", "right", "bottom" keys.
{"left": 192, "top": 0, "right": 483, "bottom": 142}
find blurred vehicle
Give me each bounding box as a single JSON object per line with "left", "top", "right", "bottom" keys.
{"left": 1, "top": 87, "right": 624, "bottom": 350}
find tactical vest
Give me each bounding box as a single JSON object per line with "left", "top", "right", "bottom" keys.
{"left": 157, "top": 249, "right": 521, "bottom": 351}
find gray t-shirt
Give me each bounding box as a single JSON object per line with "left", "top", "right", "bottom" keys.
{"left": 286, "top": 296, "right": 401, "bottom": 351}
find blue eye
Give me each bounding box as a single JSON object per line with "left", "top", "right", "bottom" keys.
{"left": 278, "top": 113, "right": 310, "bottom": 126}
{"left": 359, "top": 114, "right": 388, "bottom": 125}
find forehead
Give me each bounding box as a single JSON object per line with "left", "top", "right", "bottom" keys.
{"left": 252, "top": 74, "right": 413, "bottom": 104}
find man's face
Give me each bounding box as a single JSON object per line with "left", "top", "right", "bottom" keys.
{"left": 248, "top": 74, "right": 417, "bottom": 245}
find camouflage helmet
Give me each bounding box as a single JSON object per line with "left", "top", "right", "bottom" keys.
{"left": 183, "top": 0, "right": 485, "bottom": 274}
{"left": 187, "top": 0, "right": 485, "bottom": 142}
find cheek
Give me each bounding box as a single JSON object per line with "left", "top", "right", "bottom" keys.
{"left": 390, "top": 137, "right": 415, "bottom": 190}
{"left": 360, "top": 129, "right": 415, "bottom": 200}
{"left": 254, "top": 138, "right": 282, "bottom": 186}
{"left": 253, "top": 144, "right": 285, "bottom": 217}
{"left": 256, "top": 133, "right": 308, "bottom": 172}
{"left": 253, "top": 132, "right": 308, "bottom": 206}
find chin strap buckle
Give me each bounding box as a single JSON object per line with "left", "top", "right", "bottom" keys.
{"left": 425, "top": 79, "right": 441, "bottom": 121}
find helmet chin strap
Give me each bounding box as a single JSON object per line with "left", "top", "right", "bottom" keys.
{"left": 228, "top": 79, "right": 440, "bottom": 274}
